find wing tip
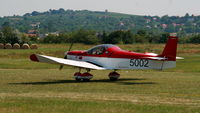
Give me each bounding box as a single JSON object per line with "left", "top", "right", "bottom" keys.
{"left": 30, "top": 54, "right": 39, "bottom": 62}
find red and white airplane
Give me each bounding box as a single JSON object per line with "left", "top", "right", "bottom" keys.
{"left": 30, "top": 35, "right": 183, "bottom": 81}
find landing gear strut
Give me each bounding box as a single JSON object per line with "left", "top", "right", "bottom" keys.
{"left": 74, "top": 69, "right": 93, "bottom": 82}
{"left": 108, "top": 71, "right": 120, "bottom": 81}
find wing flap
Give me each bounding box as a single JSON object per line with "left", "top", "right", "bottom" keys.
{"left": 30, "top": 54, "right": 105, "bottom": 70}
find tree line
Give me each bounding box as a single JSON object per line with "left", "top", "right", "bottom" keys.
{"left": 1, "top": 26, "right": 200, "bottom": 45}
{"left": 41, "top": 29, "right": 200, "bottom": 44}
{"left": 1, "top": 9, "right": 200, "bottom": 35}
{"left": 0, "top": 23, "right": 37, "bottom": 45}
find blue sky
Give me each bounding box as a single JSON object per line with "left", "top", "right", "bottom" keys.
{"left": 0, "top": 0, "right": 199, "bottom": 17}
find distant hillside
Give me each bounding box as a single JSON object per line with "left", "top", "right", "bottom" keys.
{"left": 0, "top": 9, "right": 200, "bottom": 34}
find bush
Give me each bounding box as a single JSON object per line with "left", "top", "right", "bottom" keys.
{"left": 189, "top": 35, "right": 200, "bottom": 44}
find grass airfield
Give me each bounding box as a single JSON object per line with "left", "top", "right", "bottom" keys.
{"left": 0, "top": 44, "right": 200, "bottom": 113}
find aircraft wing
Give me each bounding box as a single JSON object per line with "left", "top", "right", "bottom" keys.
{"left": 30, "top": 54, "right": 106, "bottom": 70}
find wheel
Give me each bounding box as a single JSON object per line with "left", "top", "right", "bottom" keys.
{"left": 74, "top": 72, "right": 82, "bottom": 81}
{"left": 82, "top": 72, "right": 93, "bottom": 82}
{"left": 108, "top": 71, "right": 120, "bottom": 81}
{"left": 109, "top": 77, "right": 118, "bottom": 81}
{"left": 75, "top": 78, "right": 81, "bottom": 81}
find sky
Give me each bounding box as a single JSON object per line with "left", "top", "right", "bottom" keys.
{"left": 0, "top": 0, "right": 199, "bottom": 17}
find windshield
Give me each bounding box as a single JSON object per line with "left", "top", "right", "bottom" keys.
{"left": 87, "top": 44, "right": 116, "bottom": 55}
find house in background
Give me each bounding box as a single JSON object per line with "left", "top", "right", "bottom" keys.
{"left": 27, "top": 30, "right": 38, "bottom": 37}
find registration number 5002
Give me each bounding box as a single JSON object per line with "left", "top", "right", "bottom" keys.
{"left": 130, "top": 59, "right": 149, "bottom": 67}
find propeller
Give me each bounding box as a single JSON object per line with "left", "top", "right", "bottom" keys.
{"left": 59, "top": 42, "right": 74, "bottom": 70}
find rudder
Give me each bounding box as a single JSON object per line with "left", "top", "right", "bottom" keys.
{"left": 160, "top": 36, "right": 178, "bottom": 61}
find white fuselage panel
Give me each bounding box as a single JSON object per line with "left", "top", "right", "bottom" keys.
{"left": 67, "top": 55, "right": 176, "bottom": 70}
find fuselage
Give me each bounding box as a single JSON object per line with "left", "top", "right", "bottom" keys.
{"left": 66, "top": 44, "right": 176, "bottom": 70}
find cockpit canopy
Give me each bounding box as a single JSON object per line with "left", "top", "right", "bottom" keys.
{"left": 87, "top": 44, "right": 118, "bottom": 55}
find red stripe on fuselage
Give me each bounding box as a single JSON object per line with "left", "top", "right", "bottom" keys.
{"left": 67, "top": 46, "right": 157, "bottom": 59}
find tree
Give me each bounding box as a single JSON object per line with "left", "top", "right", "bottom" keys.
{"left": 85, "top": 35, "right": 99, "bottom": 44}
{"left": 122, "top": 30, "right": 134, "bottom": 44}
{"left": 184, "top": 13, "right": 190, "bottom": 19}
{"left": 0, "top": 31, "right": 5, "bottom": 43}
{"left": 101, "top": 30, "right": 134, "bottom": 44}
{"left": 101, "top": 31, "right": 109, "bottom": 43}
{"left": 29, "top": 36, "right": 38, "bottom": 43}
{"left": 159, "top": 33, "right": 169, "bottom": 43}
{"left": 137, "top": 29, "right": 147, "bottom": 36}
{"left": 2, "top": 22, "right": 10, "bottom": 27}
{"left": 20, "top": 33, "right": 30, "bottom": 44}
{"left": 42, "top": 34, "right": 66, "bottom": 44}
{"left": 189, "top": 34, "right": 200, "bottom": 43}
{"left": 58, "top": 8, "right": 65, "bottom": 13}
{"left": 107, "top": 30, "right": 124, "bottom": 44}
{"left": 133, "top": 30, "right": 148, "bottom": 43}
{"left": 31, "top": 11, "right": 40, "bottom": 16}
{"left": 145, "top": 31, "right": 160, "bottom": 43}
{"left": 133, "top": 34, "right": 147, "bottom": 43}
{"left": 1, "top": 25, "right": 19, "bottom": 44}
{"left": 71, "top": 29, "right": 99, "bottom": 44}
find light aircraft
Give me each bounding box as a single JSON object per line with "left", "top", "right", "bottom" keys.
{"left": 30, "top": 35, "right": 183, "bottom": 81}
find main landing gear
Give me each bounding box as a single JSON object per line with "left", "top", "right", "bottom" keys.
{"left": 74, "top": 69, "right": 93, "bottom": 82}
{"left": 73, "top": 69, "right": 120, "bottom": 82}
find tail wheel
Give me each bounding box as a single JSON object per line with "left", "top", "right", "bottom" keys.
{"left": 108, "top": 72, "right": 120, "bottom": 81}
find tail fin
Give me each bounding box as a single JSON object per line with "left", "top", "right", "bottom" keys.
{"left": 160, "top": 36, "right": 178, "bottom": 61}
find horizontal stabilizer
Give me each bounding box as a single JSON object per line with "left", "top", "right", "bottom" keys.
{"left": 30, "top": 54, "right": 105, "bottom": 70}
{"left": 176, "top": 57, "right": 184, "bottom": 59}
{"left": 144, "top": 57, "right": 168, "bottom": 60}
{"left": 144, "top": 56, "right": 184, "bottom": 61}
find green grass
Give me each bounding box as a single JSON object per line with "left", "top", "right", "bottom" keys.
{"left": 0, "top": 44, "right": 200, "bottom": 113}
{"left": 1, "top": 97, "right": 200, "bottom": 113}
